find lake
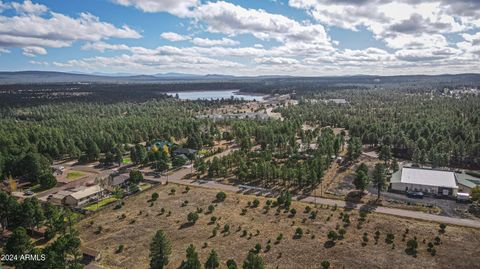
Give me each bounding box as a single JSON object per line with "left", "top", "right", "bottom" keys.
{"left": 167, "top": 90, "right": 264, "bottom": 101}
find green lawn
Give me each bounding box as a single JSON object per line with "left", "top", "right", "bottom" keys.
{"left": 139, "top": 183, "right": 152, "bottom": 191}
{"left": 66, "top": 171, "right": 86, "bottom": 180}
{"left": 84, "top": 197, "right": 118, "bottom": 211}
{"left": 122, "top": 157, "right": 132, "bottom": 164}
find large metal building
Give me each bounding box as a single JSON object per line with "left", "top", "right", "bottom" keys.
{"left": 390, "top": 167, "right": 458, "bottom": 197}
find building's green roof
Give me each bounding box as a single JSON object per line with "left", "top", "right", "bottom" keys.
{"left": 390, "top": 169, "right": 402, "bottom": 183}
{"left": 455, "top": 173, "right": 480, "bottom": 189}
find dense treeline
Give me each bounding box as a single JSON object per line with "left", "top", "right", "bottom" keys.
{"left": 279, "top": 90, "right": 480, "bottom": 169}
{"left": 0, "top": 191, "right": 82, "bottom": 268}
{"left": 0, "top": 98, "right": 235, "bottom": 181}
{"left": 197, "top": 121, "right": 344, "bottom": 188}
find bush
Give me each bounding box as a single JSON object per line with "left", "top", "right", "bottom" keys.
{"left": 208, "top": 204, "right": 215, "bottom": 213}
{"left": 294, "top": 227, "right": 303, "bottom": 239}
{"left": 265, "top": 244, "right": 271, "bottom": 252}
{"left": 321, "top": 260, "right": 330, "bottom": 269}
{"left": 276, "top": 233, "right": 283, "bottom": 243}
{"left": 210, "top": 216, "right": 217, "bottom": 223}
{"left": 187, "top": 212, "right": 199, "bottom": 224}
{"left": 254, "top": 243, "right": 262, "bottom": 253}
{"left": 439, "top": 223, "right": 446, "bottom": 234}
{"left": 216, "top": 192, "right": 227, "bottom": 202}
{"left": 151, "top": 192, "right": 159, "bottom": 201}
{"left": 223, "top": 224, "right": 230, "bottom": 234}
{"left": 338, "top": 228, "right": 346, "bottom": 239}
{"left": 327, "top": 230, "right": 338, "bottom": 242}
{"left": 304, "top": 206, "right": 311, "bottom": 213}
{"left": 289, "top": 208, "right": 297, "bottom": 217}
{"left": 252, "top": 199, "right": 260, "bottom": 208}
{"left": 385, "top": 233, "right": 395, "bottom": 244}
{"left": 170, "top": 188, "right": 176, "bottom": 195}
{"left": 226, "top": 259, "right": 238, "bottom": 269}
{"left": 116, "top": 244, "right": 124, "bottom": 253}
{"left": 241, "top": 208, "right": 247, "bottom": 215}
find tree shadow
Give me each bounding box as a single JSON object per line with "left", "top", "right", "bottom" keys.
{"left": 324, "top": 240, "right": 336, "bottom": 248}
{"left": 179, "top": 222, "right": 194, "bottom": 229}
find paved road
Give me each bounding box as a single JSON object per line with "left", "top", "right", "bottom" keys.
{"left": 145, "top": 167, "right": 480, "bottom": 229}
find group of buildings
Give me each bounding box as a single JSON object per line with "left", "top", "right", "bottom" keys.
{"left": 47, "top": 173, "right": 130, "bottom": 207}
{"left": 390, "top": 166, "right": 480, "bottom": 199}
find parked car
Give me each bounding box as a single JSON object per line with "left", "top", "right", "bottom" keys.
{"left": 406, "top": 191, "right": 424, "bottom": 199}
{"left": 24, "top": 190, "right": 34, "bottom": 196}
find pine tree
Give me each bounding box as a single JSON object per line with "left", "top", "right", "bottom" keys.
{"left": 205, "top": 249, "right": 220, "bottom": 269}
{"left": 149, "top": 230, "right": 172, "bottom": 269}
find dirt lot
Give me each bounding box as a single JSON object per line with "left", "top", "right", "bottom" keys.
{"left": 78, "top": 184, "right": 480, "bottom": 269}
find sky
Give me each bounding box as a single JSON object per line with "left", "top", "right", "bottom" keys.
{"left": 0, "top": 0, "right": 479, "bottom": 76}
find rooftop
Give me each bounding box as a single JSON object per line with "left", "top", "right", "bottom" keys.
{"left": 69, "top": 185, "right": 103, "bottom": 200}
{"left": 399, "top": 167, "right": 458, "bottom": 188}
{"left": 455, "top": 172, "right": 480, "bottom": 189}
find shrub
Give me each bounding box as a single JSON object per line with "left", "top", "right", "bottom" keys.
{"left": 116, "top": 244, "right": 124, "bottom": 253}
{"left": 321, "top": 260, "right": 330, "bottom": 269}
{"left": 187, "top": 212, "right": 199, "bottom": 224}
{"left": 309, "top": 211, "right": 317, "bottom": 220}
{"left": 276, "top": 233, "right": 283, "bottom": 243}
{"left": 210, "top": 216, "right": 217, "bottom": 223}
{"left": 170, "top": 188, "right": 176, "bottom": 195}
{"left": 338, "top": 228, "right": 346, "bottom": 239}
{"left": 304, "top": 206, "right": 311, "bottom": 213}
{"left": 242, "top": 230, "right": 248, "bottom": 237}
{"left": 406, "top": 239, "right": 418, "bottom": 254}
{"left": 241, "top": 208, "right": 247, "bottom": 215}
{"left": 252, "top": 199, "right": 260, "bottom": 208}
{"left": 327, "top": 230, "right": 338, "bottom": 242}
{"left": 208, "top": 204, "right": 215, "bottom": 213}
{"left": 226, "top": 259, "right": 238, "bottom": 269}
{"left": 385, "top": 233, "right": 395, "bottom": 244}
{"left": 266, "top": 200, "right": 272, "bottom": 206}
{"left": 151, "top": 192, "right": 159, "bottom": 201}
{"left": 254, "top": 243, "right": 262, "bottom": 253}
{"left": 265, "top": 244, "right": 271, "bottom": 252}
{"left": 289, "top": 208, "right": 297, "bottom": 217}
{"left": 185, "top": 186, "right": 190, "bottom": 193}
{"left": 439, "top": 223, "right": 446, "bottom": 234}
{"left": 216, "top": 192, "right": 227, "bottom": 202}
{"left": 434, "top": 236, "right": 441, "bottom": 245}
{"left": 223, "top": 224, "right": 230, "bottom": 234}
{"left": 294, "top": 227, "right": 303, "bottom": 239}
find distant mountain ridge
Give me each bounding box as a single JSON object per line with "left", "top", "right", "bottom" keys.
{"left": 0, "top": 70, "right": 479, "bottom": 85}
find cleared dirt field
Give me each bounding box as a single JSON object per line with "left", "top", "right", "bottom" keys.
{"left": 78, "top": 184, "right": 480, "bottom": 269}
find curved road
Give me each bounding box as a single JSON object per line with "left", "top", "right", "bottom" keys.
{"left": 145, "top": 166, "right": 480, "bottom": 229}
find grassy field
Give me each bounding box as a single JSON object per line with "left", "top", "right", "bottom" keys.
{"left": 122, "top": 157, "right": 132, "bottom": 164}
{"left": 66, "top": 171, "right": 86, "bottom": 180}
{"left": 78, "top": 184, "right": 480, "bottom": 269}
{"left": 84, "top": 197, "right": 119, "bottom": 211}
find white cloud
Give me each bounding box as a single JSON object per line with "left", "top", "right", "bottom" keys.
{"left": 0, "top": 8, "right": 141, "bottom": 56}
{"left": 11, "top": 0, "right": 48, "bottom": 15}
{"left": 191, "top": 37, "right": 239, "bottom": 47}
{"left": 29, "top": 60, "right": 49, "bottom": 65}
{"left": 0, "top": 47, "right": 9, "bottom": 54}
{"left": 255, "top": 57, "right": 299, "bottom": 65}
{"left": 22, "top": 46, "right": 47, "bottom": 57}
{"left": 112, "top": 0, "right": 199, "bottom": 17}
{"left": 192, "top": 1, "right": 330, "bottom": 45}
{"left": 160, "top": 32, "right": 191, "bottom": 41}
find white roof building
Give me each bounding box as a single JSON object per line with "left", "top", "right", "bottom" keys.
{"left": 390, "top": 167, "right": 458, "bottom": 196}
{"left": 64, "top": 185, "right": 105, "bottom": 207}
